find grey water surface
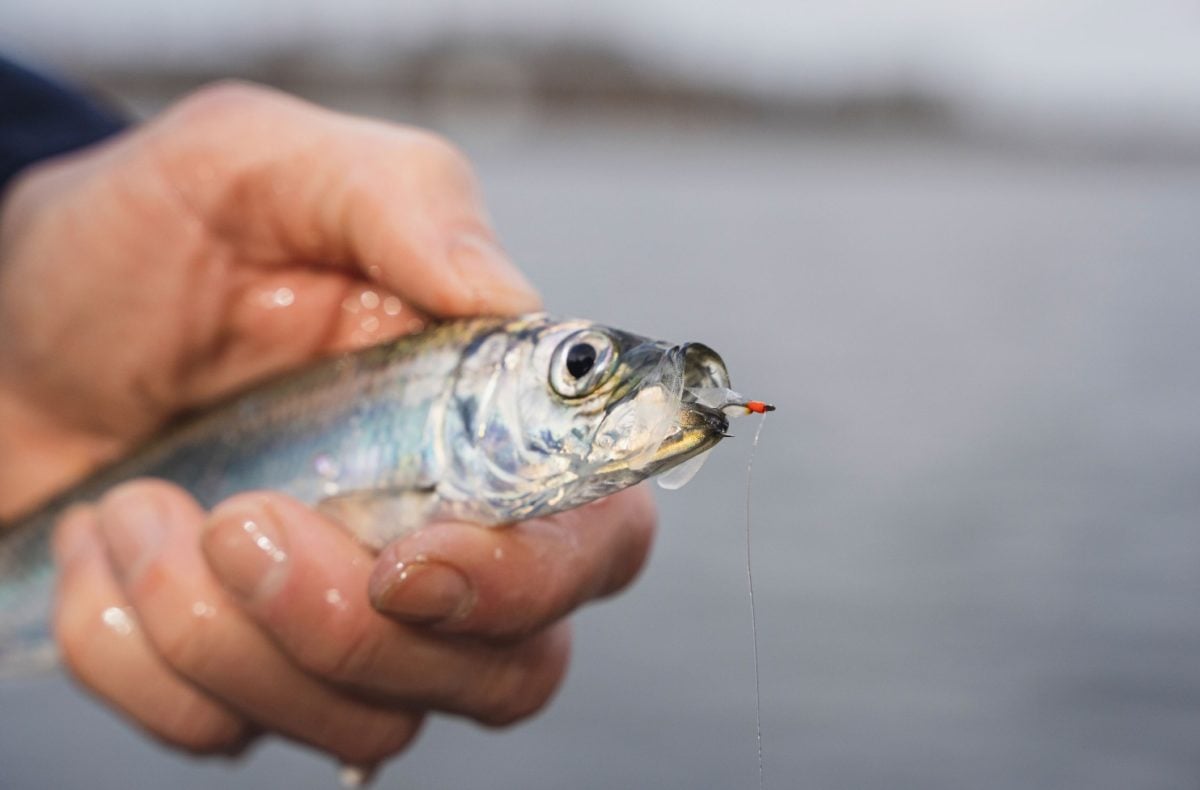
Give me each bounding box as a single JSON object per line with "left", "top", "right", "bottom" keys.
{"left": 2, "top": 113, "right": 1199, "bottom": 789}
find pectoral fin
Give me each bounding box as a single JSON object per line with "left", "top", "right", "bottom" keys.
{"left": 317, "top": 487, "right": 438, "bottom": 550}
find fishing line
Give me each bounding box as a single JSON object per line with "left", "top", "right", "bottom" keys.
{"left": 745, "top": 411, "right": 768, "bottom": 790}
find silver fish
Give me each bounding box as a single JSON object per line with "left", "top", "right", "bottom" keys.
{"left": 0, "top": 313, "right": 767, "bottom": 673}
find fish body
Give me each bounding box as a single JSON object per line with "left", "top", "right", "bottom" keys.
{"left": 0, "top": 314, "right": 741, "bottom": 673}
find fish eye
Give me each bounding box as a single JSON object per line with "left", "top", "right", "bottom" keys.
{"left": 566, "top": 343, "right": 597, "bottom": 378}
{"left": 550, "top": 330, "right": 616, "bottom": 398}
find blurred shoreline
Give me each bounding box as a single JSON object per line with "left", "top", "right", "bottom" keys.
{"left": 5, "top": 15, "right": 1200, "bottom": 788}
{"left": 46, "top": 40, "right": 1200, "bottom": 163}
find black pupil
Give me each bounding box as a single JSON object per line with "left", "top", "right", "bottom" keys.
{"left": 565, "top": 343, "right": 597, "bottom": 379}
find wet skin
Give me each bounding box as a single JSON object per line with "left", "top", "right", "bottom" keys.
{"left": 0, "top": 82, "right": 657, "bottom": 764}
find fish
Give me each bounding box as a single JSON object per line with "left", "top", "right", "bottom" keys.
{"left": 0, "top": 313, "right": 771, "bottom": 674}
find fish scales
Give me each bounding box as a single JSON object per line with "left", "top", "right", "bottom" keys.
{"left": 0, "top": 319, "right": 487, "bottom": 673}
{"left": 0, "top": 314, "right": 756, "bottom": 674}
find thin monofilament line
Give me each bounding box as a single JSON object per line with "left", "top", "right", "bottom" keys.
{"left": 745, "top": 412, "right": 768, "bottom": 790}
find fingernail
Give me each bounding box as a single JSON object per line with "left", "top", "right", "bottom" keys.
{"left": 98, "top": 487, "right": 167, "bottom": 583}
{"left": 448, "top": 232, "right": 541, "bottom": 313}
{"left": 370, "top": 555, "right": 475, "bottom": 624}
{"left": 202, "top": 500, "right": 290, "bottom": 602}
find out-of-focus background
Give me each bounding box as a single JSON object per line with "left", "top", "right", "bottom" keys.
{"left": 3, "top": 3, "right": 1200, "bottom": 789}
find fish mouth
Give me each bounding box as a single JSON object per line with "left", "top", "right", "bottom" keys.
{"left": 652, "top": 344, "right": 731, "bottom": 462}
{"left": 587, "top": 339, "right": 735, "bottom": 479}
{"left": 641, "top": 400, "right": 729, "bottom": 467}
{"left": 620, "top": 341, "right": 733, "bottom": 473}
{"left": 675, "top": 342, "right": 732, "bottom": 394}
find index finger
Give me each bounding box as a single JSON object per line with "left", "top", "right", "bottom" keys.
{"left": 199, "top": 492, "right": 570, "bottom": 725}
{"left": 147, "top": 81, "right": 541, "bottom": 318}
{"left": 369, "top": 486, "right": 658, "bottom": 639}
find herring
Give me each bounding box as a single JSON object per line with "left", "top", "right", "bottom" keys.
{"left": 0, "top": 313, "right": 770, "bottom": 673}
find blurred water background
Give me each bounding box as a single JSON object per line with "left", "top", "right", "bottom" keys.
{"left": 2, "top": 3, "right": 1200, "bottom": 789}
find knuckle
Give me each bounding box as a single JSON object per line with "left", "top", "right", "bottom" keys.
{"left": 52, "top": 556, "right": 109, "bottom": 680}
{"left": 51, "top": 504, "right": 96, "bottom": 565}
{"left": 474, "top": 634, "right": 571, "bottom": 727}
{"left": 99, "top": 477, "right": 173, "bottom": 507}
{"left": 152, "top": 613, "right": 218, "bottom": 680}
{"left": 154, "top": 81, "right": 312, "bottom": 150}
{"left": 153, "top": 700, "right": 251, "bottom": 756}
{"left": 53, "top": 597, "right": 97, "bottom": 679}
{"left": 52, "top": 585, "right": 252, "bottom": 757}
{"left": 325, "top": 714, "right": 422, "bottom": 765}
{"left": 291, "top": 616, "right": 379, "bottom": 683}
{"left": 606, "top": 516, "right": 656, "bottom": 595}
{"left": 136, "top": 579, "right": 221, "bottom": 680}
{"left": 407, "top": 130, "right": 469, "bottom": 169}
{"left": 475, "top": 671, "right": 560, "bottom": 727}
{"left": 599, "top": 491, "right": 658, "bottom": 597}
{"left": 211, "top": 490, "right": 278, "bottom": 519}
{"left": 170, "top": 80, "right": 283, "bottom": 122}
{"left": 404, "top": 131, "right": 478, "bottom": 193}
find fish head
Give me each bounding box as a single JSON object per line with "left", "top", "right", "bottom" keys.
{"left": 442, "top": 315, "right": 733, "bottom": 521}
{"left": 578, "top": 336, "right": 733, "bottom": 480}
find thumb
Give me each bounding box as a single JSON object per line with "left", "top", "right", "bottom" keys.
{"left": 150, "top": 81, "right": 542, "bottom": 317}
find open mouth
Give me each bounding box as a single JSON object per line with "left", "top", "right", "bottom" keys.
{"left": 676, "top": 342, "right": 732, "bottom": 393}
{"left": 642, "top": 401, "right": 729, "bottom": 466}
{"left": 631, "top": 342, "right": 732, "bottom": 469}
{"left": 633, "top": 340, "right": 775, "bottom": 491}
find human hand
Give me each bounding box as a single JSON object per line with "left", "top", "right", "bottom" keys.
{"left": 0, "top": 82, "right": 657, "bottom": 764}
{"left": 54, "top": 480, "right": 654, "bottom": 764}
{"left": 0, "top": 81, "right": 540, "bottom": 518}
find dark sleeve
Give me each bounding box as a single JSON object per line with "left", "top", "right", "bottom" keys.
{"left": 0, "top": 56, "right": 128, "bottom": 191}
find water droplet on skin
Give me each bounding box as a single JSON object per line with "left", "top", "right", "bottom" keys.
{"left": 242, "top": 520, "right": 287, "bottom": 564}
{"left": 272, "top": 287, "right": 295, "bottom": 307}
{"left": 493, "top": 546, "right": 505, "bottom": 561}
{"left": 383, "top": 296, "right": 403, "bottom": 316}
{"left": 360, "top": 315, "right": 381, "bottom": 334}
{"left": 324, "top": 588, "right": 349, "bottom": 611}
{"left": 359, "top": 290, "right": 380, "bottom": 310}
{"left": 254, "top": 286, "right": 296, "bottom": 310}
{"left": 101, "top": 606, "right": 135, "bottom": 637}
{"left": 342, "top": 296, "right": 361, "bottom": 314}
{"left": 366, "top": 265, "right": 383, "bottom": 280}
{"left": 191, "top": 601, "right": 217, "bottom": 620}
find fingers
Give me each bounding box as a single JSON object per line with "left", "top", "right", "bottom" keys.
{"left": 91, "top": 482, "right": 424, "bottom": 764}
{"left": 148, "top": 81, "right": 541, "bottom": 318}
{"left": 52, "top": 505, "right": 254, "bottom": 755}
{"left": 63, "top": 476, "right": 627, "bottom": 763}
{"left": 368, "top": 485, "right": 658, "bottom": 639}
{"left": 199, "top": 492, "right": 571, "bottom": 726}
